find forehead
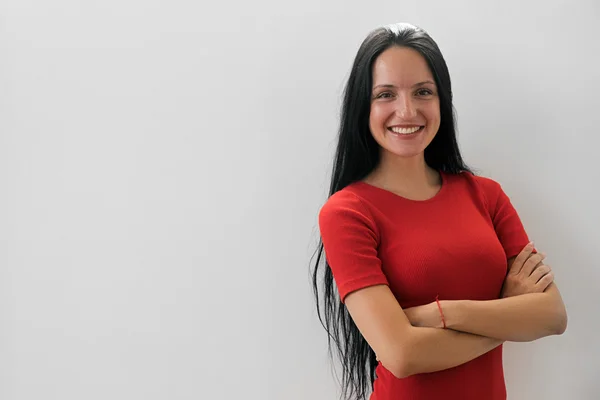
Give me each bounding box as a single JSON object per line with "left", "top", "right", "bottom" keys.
{"left": 372, "top": 46, "right": 434, "bottom": 87}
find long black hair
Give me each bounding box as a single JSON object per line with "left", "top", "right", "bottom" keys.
{"left": 311, "top": 23, "right": 474, "bottom": 399}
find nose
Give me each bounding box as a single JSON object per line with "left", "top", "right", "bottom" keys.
{"left": 395, "top": 92, "right": 417, "bottom": 119}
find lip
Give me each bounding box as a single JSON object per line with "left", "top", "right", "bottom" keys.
{"left": 388, "top": 125, "right": 425, "bottom": 138}
{"left": 387, "top": 124, "right": 425, "bottom": 128}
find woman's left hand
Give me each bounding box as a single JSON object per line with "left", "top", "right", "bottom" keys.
{"left": 501, "top": 247, "right": 554, "bottom": 298}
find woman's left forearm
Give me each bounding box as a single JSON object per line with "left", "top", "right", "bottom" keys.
{"left": 442, "top": 284, "right": 567, "bottom": 342}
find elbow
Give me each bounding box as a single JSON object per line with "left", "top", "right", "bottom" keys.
{"left": 553, "top": 308, "right": 568, "bottom": 335}
{"left": 388, "top": 360, "right": 414, "bottom": 380}
{"left": 388, "top": 360, "right": 413, "bottom": 379}
{"left": 521, "top": 310, "right": 567, "bottom": 342}
{"left": 385, "top": 344, "right": 419, "bottom": 379}
{"left": 546, "top": 285, "right": 567, "bottom": 336}
{"left": 538, "top": 306, "right": 567, "bottom": 339}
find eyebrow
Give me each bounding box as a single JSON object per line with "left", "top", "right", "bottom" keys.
{"left": 373, "top": 80, "right": 436, "bottom": 90}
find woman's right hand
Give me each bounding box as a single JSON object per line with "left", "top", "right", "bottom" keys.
{"left": 500, "top": 242, "right": 554, "bottom": 298}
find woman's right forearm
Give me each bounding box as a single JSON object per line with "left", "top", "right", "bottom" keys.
{"left": 396, "top": 327, "right": 503, "bottom": 378}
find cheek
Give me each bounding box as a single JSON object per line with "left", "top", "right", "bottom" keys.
{"left": 426, "top": 102, "right": 441, "bottom": 125}
{"left": 369, "top": 104, "right": 389, "bottom": 130}
{"left": 417, "top": 109, "right": 440, "bottom": 134}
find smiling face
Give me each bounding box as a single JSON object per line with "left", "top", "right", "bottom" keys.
{"left": 369, "top": 46, "right": 441, "bottom": 162}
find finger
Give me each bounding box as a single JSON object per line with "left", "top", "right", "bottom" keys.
{"left": 535, "top": 271, "right": 554, "bottom": 291}
{"left": 521, "top": 252, "right": 546, "bottom": 276}
{"left": 509, "top": 242, "right": 535, "bottom": 275}
{"left": 529, "top": 264, "right": 552, "bottom": 284}
{"left": 521, "top": 252, "right": 545, "bottom": 277}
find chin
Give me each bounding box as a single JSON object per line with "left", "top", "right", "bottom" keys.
{"left": 382, "top": 148, "right": 426, "bottom": 160}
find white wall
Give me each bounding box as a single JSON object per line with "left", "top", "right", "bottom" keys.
{"left": 1, "top": 0, "right": 598, "bottom": 399}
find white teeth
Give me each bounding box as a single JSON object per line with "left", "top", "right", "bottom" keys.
{"left": 390, "top": 126, "right": 422, "bottom": 134}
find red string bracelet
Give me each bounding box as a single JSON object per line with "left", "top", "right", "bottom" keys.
{"left": 435, "top": 295, "right": 447, "bottom": 329}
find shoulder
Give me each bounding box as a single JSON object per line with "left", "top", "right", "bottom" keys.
{"left": 318, "top": 186, "right": 377, "bottom": 231}
{"left": 444, "top": 171, "right": 508, "bottom": 213}
{"left": 453, "top": 171, "right": 503, "bottom": 197}
{"left": 319, "top": 186, "right": 369, "bottom": 219}
{"left": 455, "top": 170, "right": 500, "bottom": 188}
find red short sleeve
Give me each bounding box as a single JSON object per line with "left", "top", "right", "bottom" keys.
{"left": 486, "top": 180, "right": 531, "bottom": 259}
{"left": 318, "top": 190, "right": 389, "bottom": 303}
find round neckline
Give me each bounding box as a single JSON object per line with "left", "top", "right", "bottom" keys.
{"left": 353, "top": 170, "right": 449, "bottom": 204}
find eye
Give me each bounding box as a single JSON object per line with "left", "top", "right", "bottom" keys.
{"left": 416, "top": 88, "right": 434, "bottom": 96}
{"left": 375, "top": 92, "right": 394, "bottom": 99}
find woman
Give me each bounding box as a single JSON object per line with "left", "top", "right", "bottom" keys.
{"left": 311, "top": 23, "right": 567, "bottom": 400}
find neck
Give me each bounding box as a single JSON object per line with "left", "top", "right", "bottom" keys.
{"left": 365, "top": 153, "right": 441, "bottom": 196}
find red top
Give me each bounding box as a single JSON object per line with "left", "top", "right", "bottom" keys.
{"left": 318, "top": 171, "right": 530, "bottom": 400}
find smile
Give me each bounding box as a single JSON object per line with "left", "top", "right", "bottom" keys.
{"left": 388, "top": 126, "right": 424, "bottom": 135}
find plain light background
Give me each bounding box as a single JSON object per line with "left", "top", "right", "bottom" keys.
{"left": 1, "top": 0, "right": 599, "bottom": 399}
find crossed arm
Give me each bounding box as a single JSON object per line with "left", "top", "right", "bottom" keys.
{"left": 345, "top": 243, "right": 567, "bottom": 378}
{"left": 430, "top": 284, "right": 566, "bottom": 342}
{"left": 403, "top": 244, "right": 567, "bottom": 342}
